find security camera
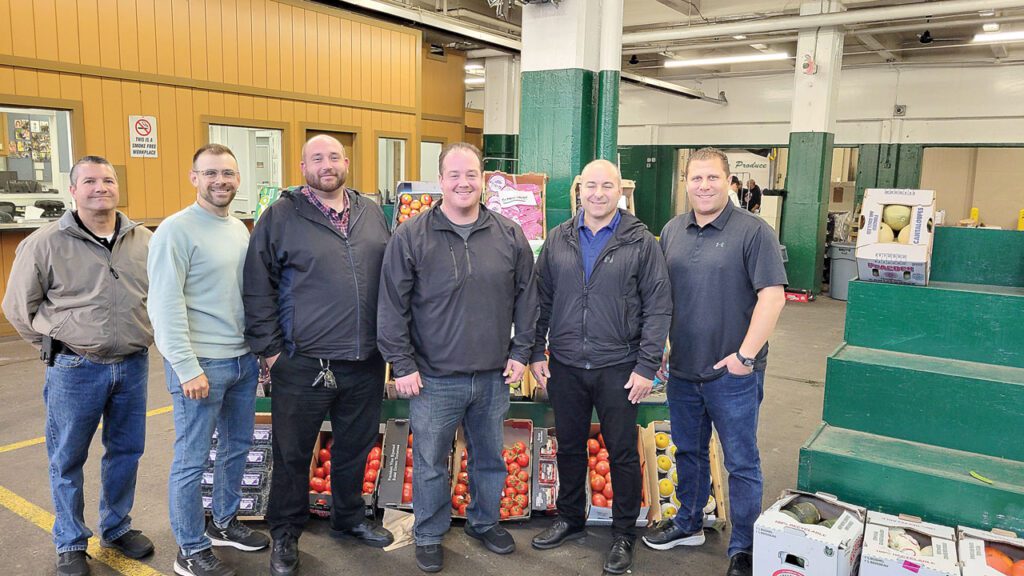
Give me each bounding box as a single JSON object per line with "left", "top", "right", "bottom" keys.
{"left": 919, "top": 30, "right": 933, "bottom": 44}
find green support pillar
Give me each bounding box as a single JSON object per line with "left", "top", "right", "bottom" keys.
{"left": 483, "top": 134, "right": 518, "bottom": 173}
{"left": 895, "top": 144, "right": 923, "bottom": 189}
{"left": 855, "top": 144, "right": 881, "bottom": 207}
{"left": 595, "top": 70, "right": 620, "bottom": 162}
{"left": 781, "top": 131, "right": 834, "bottom": 293}
{"left": 519, "top": 68, "right": 597, "bottom": 227}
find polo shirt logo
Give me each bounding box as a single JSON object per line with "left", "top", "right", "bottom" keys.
{"left": 716, "top": 241, "right": 726, "bottom": 248}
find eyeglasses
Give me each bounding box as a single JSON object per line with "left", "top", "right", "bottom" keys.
{"left": 193, "top": 169, "right": 238, "bottom": 179}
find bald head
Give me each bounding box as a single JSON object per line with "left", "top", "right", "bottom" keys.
{"left": 581, "top": 159, "right": 622, "bottom": 187}
{"left": 301, "top": 135, "right": 349, "bottom": 193}
{"left": 302, "top": 135, "right": 346, "bottom": 163}
{"left": 579, "top": 159, "right": 623, "bottom": 224}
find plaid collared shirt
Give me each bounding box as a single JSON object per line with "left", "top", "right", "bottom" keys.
{"left": 302, "top": 186, "right": 350, "bottom": 237}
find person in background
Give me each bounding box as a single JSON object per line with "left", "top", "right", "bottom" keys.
{"left": 728, "top": 176, "right": 743, "bottom": 208}
{"left": 745, "top": 179, "right": 762, "bottom": 213}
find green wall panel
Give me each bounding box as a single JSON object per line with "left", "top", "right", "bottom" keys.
{"left": 618, "top": 145, "right": 677, "bottom": 234}
{"left": 895, "top": 144, "right": 924, "bottom": 189}
{"left": 596, "top": 70, "right": 620, "bottom": 162}
{"left": 931, "top": 226, "right": 1024, "bottom": 287}
{"left": 519, "top": 68, "right": 597, "bottom": 222}
{"left": 483, "top": 134, "right": 519, "bottom": 173}
{"left": 781, "top": 132, "right": 834, "bottom": 293}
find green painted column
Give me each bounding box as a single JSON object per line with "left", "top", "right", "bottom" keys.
{"left": 483, "top": 134, "right": 518, "bottom": 173}
{"left": 781, "top": 131, "right": 834, "bottom": 293}
{"left": 855, "top": 144, "right": 881, "bottom": 206}
{"left": 520, "top": 68, "right": 597, "bottom": 227}
{"left": 895, "top": 144, "right": 923, "bottom": 188}
{"left": 596, "top": 70, "right": 620, "bottom": 162}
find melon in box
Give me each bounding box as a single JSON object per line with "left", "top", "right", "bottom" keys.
{"left": 644, "top": 421, "right": 719, "bottom": 526}
{"left": 855, "top": 188, "right": 936, "bottom": 286}
{"left": 859, "top": 511, "right": 959, "bottom": 576}
{"left": 958, "top": 526, "right": 1024, "bottom": 576}
{"left": 753, "top": 490, "right": 866, "bottom": 576}
{"left": 451, "top": 419, "right": 533, "bottom": 521}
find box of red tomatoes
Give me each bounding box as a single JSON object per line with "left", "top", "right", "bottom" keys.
{"left": 392, "top": 181, "right": 441, "bottom": 228}
{"left": 308, "top": 423, "right": 385, "bottom": 518}
{"left": 584, "top": 423, "right": 652, "bottom": 527}
{"left": 450, "top": 419, "right": 533, "bottom": 522}
{"left": 376, "top": 419, "right": 453, "bottom": 512}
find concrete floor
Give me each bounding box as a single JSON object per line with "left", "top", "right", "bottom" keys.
{"left": 0, "top": 296, "right": 846, "bottom": 576}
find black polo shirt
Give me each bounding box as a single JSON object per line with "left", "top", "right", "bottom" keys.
{"left": 660, "top": 201, "right": 787, "bottom": 382}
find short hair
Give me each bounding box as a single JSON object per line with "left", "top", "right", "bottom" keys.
{"left": 684, "top": 147, "right": 730, "bottom": 176}
{"left": 581, "top": 158, "right": 622, "bottom": 187}
{"left": 301, "top": 134, "right": 346, "bottom": 162}
{"left": 192, "top": 143, "right": 237, "bottom": 167}
{"left": 70, "top": 155, "right": 116, "bottom": 186}
{"left": 731, "top": 176, "right": 742, "bottom": 187}
{"left": 438, "top": 142, "right": 483, "bottom": 175}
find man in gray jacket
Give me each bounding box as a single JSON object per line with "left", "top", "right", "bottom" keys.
{"left": 529, "top": 159, "right": 671, "bottom": 574}
{"left": 2, "top": 156, "right": 155, "bottom": 576}
{"left": 378, "top": 142, "right": 538, "bottom": 573}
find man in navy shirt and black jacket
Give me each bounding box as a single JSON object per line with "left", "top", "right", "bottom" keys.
{"left": 377, "top": 142, "right": 537, "bottom": 574}
{"left": 244, "top": 135, "right": 394, "bottom": 576}
{"left": 528, "top": 159, "right": 671, "bottom": 575}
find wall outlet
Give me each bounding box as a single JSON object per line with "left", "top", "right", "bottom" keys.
{"left": 894, "top": 104, "right": 907, "bottom": 117}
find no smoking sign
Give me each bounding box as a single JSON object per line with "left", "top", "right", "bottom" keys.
{"left": 129, "top": 115, "right": 158, "bottom": 158}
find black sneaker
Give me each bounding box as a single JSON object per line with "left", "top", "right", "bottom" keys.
{"left": 727, "top": 551, "right": 753, "bottom": 576}
{"left": 464, "top": 523, "right": 515, "bottom": 555}
{"left": 56, "top": 551, "right": 90, "bottom": 576}
{"left": 641, "top": 518, "right": 706, "bottom": 550}
{"left": 206, "top": 517, "right": 270, "bottom": 551}
{"left": 173, "top": 548, "right": 236, "bottom": 576}
{"left": 415, "top": 544, "right": 443, "bottom": 573}
{"left": 101, "top": 529, "right": 155, "bottom": 559}
{"left": 270, "top": 535, "right": 299, "bottom": 576}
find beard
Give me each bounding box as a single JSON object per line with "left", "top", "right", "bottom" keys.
{"left": 305, "top": 167, "right": 347, "bottom": 193}
{"left": 201, "top": 186, "right": 237, "bottom": 208}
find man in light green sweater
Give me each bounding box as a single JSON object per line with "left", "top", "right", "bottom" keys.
{"left": 148, "top": 144, "right": 270, "bottom": 576}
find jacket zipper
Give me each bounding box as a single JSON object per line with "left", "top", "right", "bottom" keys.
{"left": 448, "top": 244, "right": 460, "bottom": 283}
{"left": 343, "top": 201, "right": 365, "bottom": 360}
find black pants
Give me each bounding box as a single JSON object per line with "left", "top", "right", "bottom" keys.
{"left": 547, "top": 358, "right": 640, "bottom": 537}
{"left": 266, "top": 352, "right": 385, "bottom": 540}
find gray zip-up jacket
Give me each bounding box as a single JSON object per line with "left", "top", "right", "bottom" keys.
{"left": 531, "top": 210, "right": 671, "bottom": 380}
{"left": 2, "top": 210, "right": 153, "bottom": 363}
{"left": 377, "top": 202, "right": 538, "bottom": 378}
{"left": 243, "top": 187, "right": 390, "bottom": 361}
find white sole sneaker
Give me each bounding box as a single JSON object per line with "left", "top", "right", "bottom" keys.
{"left": 206, "top": 533, "right": 267, "bottom": 552}
{"left": 642, "top": 530, "right": 706, "bottom": 550}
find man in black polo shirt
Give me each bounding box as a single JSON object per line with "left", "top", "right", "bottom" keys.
{"left": 642, "top": 148, "right": 787, "bottom": 576}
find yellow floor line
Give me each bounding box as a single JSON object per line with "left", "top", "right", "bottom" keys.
{"left": 0, "top": 484, "right": 167, "bottom": 576}
{"left": 0, "top": 405, "right": 173, "bottom": 455}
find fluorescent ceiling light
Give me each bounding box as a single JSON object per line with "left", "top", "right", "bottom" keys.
{"left": 733, "top": 35, "right": 747, "bottom": 40}
{"left": 465, "top": 77, "right": 486, "bottom": 85}
{"left": 665, "top": 52, "right": 788, "bottom": 68}
{"left": 979, "top": 10, "right": 995, "bottom": 16}
{"left": 464, "top": 63, "right": 484, "bottom": 71}
{"left": 972, "top": 31, "right": 1024, "bottom": 43}
{"left": 750, "top": 43, "right": 769, "bottom": 50}
{"left": 982, "top": 22, "right": 1000, "bottom": 32}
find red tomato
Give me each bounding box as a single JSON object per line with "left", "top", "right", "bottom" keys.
{"left": 404, "top": 466, "right": 413, "bottom": 483}
{"left": 458, "top": 503, "right": 468, "bottom": 516}
{"left": 454, "top": 483, "right": 468, "bottom": 496}
{"left": 314, "top": 467, "right": 326, "bottom": 479}
{"left": 399, "top": 204, "right": 412, "bottom": 216}
{"left": 406, "top": 448, "right": 414, "bottom": 467}
{"left": 400, "top": 194, "right": 413, "bottom": 205}
{"left": 420, "top": 194, "right": 433, "bottom": 205}
{"left": 591, "top": 474, "right": 606, "bottom": 492}
{"left": 603, "top": 483, "right": 614, "bottom": 501}
{"left": 362, "top": 481, "right": 375, "bottom": 494}
{"left": 324, "top": 460, "right": 332, "bottom": 475}
{"left": 368, "top": 459, "right": 381, "bottom": 471}
{"left": 597, "top": 433, "right": 605, "bottom": 448}
{"left": 319, "top": 449, "right": 331, "bottom": 464}
{"left": 369, "top": 446, "right": 382, "bottom": 460}
{"left": 596, "top": 449, "right": 609, "bottom": 462}
{"left": 510, "top": 504, "right": 524, "bottom": 516}
{"left": 364, "top": 468, "right": 378, "bottom": 483}
{"left": 516, "top": 471, "right": 529, "bottom": 483}
{"left": 512, "top": 441, "right": 527, "bottom": 454}
{"left": 397, "top": 214, "right": 410, "bottom": 223}
{"left": 515, "top": 481, "right": 528, "bottom": 495}
{"left": 595, "top": 460, "right": 610, "bottom": 476}
{"left": 502, "top": 449, "right": 514, "bottom": 464}
{"left": 507, "top": 462, "right": 521, "bottom": 476}
{"left": 514, "top": 494, "right": 528, "bottom": 507}
{"left": 460, "top": 459, "right": 468, "bottom": 472}
{"left": 587, "top": 439, "right": 600, "bottom": 455}
{"left": 500, "top": 497, "right": 513, "bottom": 509}
{"left": 500, "top": 508, "right": 510, "bottom": 520}
{"left": 402, "top": 483, "right": 413, "bottom": 503}
{"left": 410, "top": 200, "right": 422, "bottom": 211}
{"left": 310, "top": 477, "right": 326, "bottom": 492}
{"left": 516, "top": 452, "right": 530, "bottom": 468}
{"left": 504, "top": 486, "right": 517, "bottom": 498}
{"left": 592, "top": 493, "right": 608, "bottom": 507}
{"left": 452, "top": 494, "right": 467, "bottom": 508}
{"left": 506, "top": 475, "right": 518, "bottom": 488}
{"left": 457, "top": 471, "right": 469, "bottom": 485}
{"left": 588, "top": 456, "right": 598, "bottom": 469}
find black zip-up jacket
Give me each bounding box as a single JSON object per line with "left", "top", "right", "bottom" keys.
{"left": 377, "top": 202, "right": 538, "bottom": 378}
{"left": 531, "top": 210, "right": 671, "bottom": 380}
{"left": 243, "top": 187, "right": 390, "bottom": 360}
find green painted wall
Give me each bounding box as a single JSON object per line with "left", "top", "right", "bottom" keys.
{"left": 483, "top": 134, "right": 518, "bottom": 173}
{"left": 781, "top": 132, "right": 834, "bottom": 293}
{"left": 618, "top": 145, "right": 677, "bottom": 234}
{"left": 595, "top": 70, "right": 620, "bottom": 162}
{"left": 931, "top": 226, "right": 1024, "bottom": 287}
{"left": 854, "top": 144, "right": 923, "bottom": 206}
{"left": 519, "top": 68, "right": 597, "bottom": 228}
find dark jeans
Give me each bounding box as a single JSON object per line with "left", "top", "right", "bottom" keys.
{"left": 668, "top": 370, "right": 765, "bottom": 557}
{"left": 265, "top": 352, "right": 385, "bottom": 540}
{"left": 547, "top": 358, "right": 640, "bottom": 537}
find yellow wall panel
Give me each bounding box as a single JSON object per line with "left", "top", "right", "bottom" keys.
{"left": 239, "top": 95, "right": 255, "bottom": 120}
{"left": 0, "top": 0, "right": 13, "bottom": 56}
{"left": 100, "top": 79, "right": 124, "bottom": 166}
{"left": 264, "top": 0, "right": 280, "bottom": 90}
{"left": 422, "top": 47, "right": 465, "bottom": 119}
{"left": 222, "top": 0, "right": 240, "bottom": 86}
{"left": 53, "top": 2, "right": 80, "bottom": 62}
{"left": 206, "top": 0, "right": 224, "bottom": 84}
{"left": 189, "top": 0, "right": 209, "bottom": 80}
{"left": 339, "top": 19, "right": 352, "bottom": 100}
{"left": 135, "top": 0, "right": 158, "bottom": 74}
{"left": 223, "top": 94, "right": 240, "bottom": 116}
{"left": 278, "top": 4, "right": 293, "bottom": 92}
{"left": 120, "top": 81, "right": 147, "bottom": 217}
{"left": 33, "top": 0, "right": 59, "bottom": 61}
{"left": 251, "top": 0, "right": 267, "bottom": 88}
{"left": 304, "top": 10, "right": 318, "bottom": 97}
{"left": 58, "top": 73, "right": 82, "bottom": 102}
{"left": 9, "top": 0, "right": 35, "bottom": 58}
{"left": 156, "top": 85, "right": 181, "bottom": 218}
{"left": 208, "top": 92, "right": 225, "bottom": 117}
{"left": 328, "top": 17, "right": 341, "bottom": 99}
{"left": 115, "top": 0, "right": 139, "bottom": 72}
{"left": 37, "top": 71, "right": 60, "bottom": 98}
{"left": 13, "top": 69, "right": 39, "bottom": 97}
{"left": 253, "top": 96, "right": 268, "bottom": 121}
{"left": 174, "top": 87, "right": 196, "bottom": 211}
{"left": 0, "top": 67, "right": 12, "bottom": 95}
{"left": 76, "top": 0, "right": 100, "bottom": 66}
{"left": 236, "top": 0, "right": 254, "bottom": 87}
{"left": 169, "top": 0, "right": 189, "bottom": 77}
{"left": 97, "top": 0, "right": 121, "bottom": 69}
{"left": 370, "top": 28, "right": 381, "bottom": 104}
{"left": 291, "top": 6, "right": 305, "bottom": 94}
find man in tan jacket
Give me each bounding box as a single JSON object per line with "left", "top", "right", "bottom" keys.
{"left": 2, "top": 156, "right": 155, "bottom": 576}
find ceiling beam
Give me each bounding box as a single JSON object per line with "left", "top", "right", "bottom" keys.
{"left": 654, "top": 0, "right": 701, "bottom": 16}
{"left": 854, "top": 32, "right": 900, "bottom": 62}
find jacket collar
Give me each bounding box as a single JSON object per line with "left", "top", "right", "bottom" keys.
{"left": 564, "top": 208, "right": 645, "bottom": 245}
{"left": 59, "top": 210, "right": 139, "bottom": 241}
{"left": 285, "top": 186, "right": 366, "bottom": 227}
{"left": 429, "top": 199, "right": 493, "bottom": 233}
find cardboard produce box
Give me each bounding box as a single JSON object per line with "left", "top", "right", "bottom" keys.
{"left": 644, "top": 421, "right": 722, "bottom": 526}
{"left": 958, "top": 526, "right": 1024, "bottom": 576}
{"left": 483, "top": 171, "right": 547, "bottom": 240}
{"left": 451, "top": 419, "right": 533, "bottom": 521}
{"left": 860, "top": 512, "right": 959, "bottom": 576}
{"left": 531, "top": 427, "right": 559, "bottom": 514}
{"left": 201, "top": 413, "right": 273, "bottom": 520}
{"left": 307, "top": 423, "right": 385, "bottom": 518}
{"left": 753, "top": 490, "right": 866, "bottom": 576}
{"left": 376, "top": 419, "right": 448, "bottom": 512}
{"left": 585, "top": 423, "right": 651, "bottom": 527}
{"left": 855, "top": 189, "right": 936, "bottom": 286}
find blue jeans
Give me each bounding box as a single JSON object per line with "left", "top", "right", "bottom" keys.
{"left": 409, "top": 370, "right": 509, "bottom": 545}
{"left": 667, "top": 370, "right": 764, "bottom": 558}
{"left": 166, "top": 354, "right": 258, "bottom": 555}
{"left": 44, "top": 350, "right": 149, "bottom": 554}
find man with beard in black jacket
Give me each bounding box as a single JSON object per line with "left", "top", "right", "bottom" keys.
{"left": 528, "top": 159, "right": 671, "bottom": 575}
{"left": 244, "top": 135, "right": 394, "bottom": 576}
{"left": 377, "top": 142, "right": 537, "bottom": 573}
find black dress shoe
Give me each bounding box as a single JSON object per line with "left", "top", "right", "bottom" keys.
{"left": 330, "top": 519, "right": 394, "bottom": 548}
{"left": 100, "top": 529, "right": 155, "bottom": 559}
{"left": 56, "top": 551, "right": 90, "bottom": 576}
{"left": 531, "top": 519, "right": 587, "bottom": 550}
{"left": 270, "top": 535, "right": 299, "bottom": 576}
{"left": 727, "top": 551, "right": 753, "bottom": 576}
{"left": 416, "top": 544, "right": 444, "bottom": 573}
{"left": 604, "top": 536, "right": 636, "bottom": 575}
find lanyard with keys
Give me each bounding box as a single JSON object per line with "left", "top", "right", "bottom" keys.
{"left": 312, "top": 359, "right": 337, "bottom": 389}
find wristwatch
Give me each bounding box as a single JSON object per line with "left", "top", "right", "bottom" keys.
{"left": 735, "top": 351, "right": 755, "bottom": 368}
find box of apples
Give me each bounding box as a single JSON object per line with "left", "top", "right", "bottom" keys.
{"left": 584, "top": 424, "right": 652, "bottom": 527}
{"left": 308, "top": 423, "right": 385, "bottom": 518}
{"left": 450, "top": 419, "right": 533, "bottom": 521}
{"left": 393, "top": 192, "right": 439, "bottom": 227}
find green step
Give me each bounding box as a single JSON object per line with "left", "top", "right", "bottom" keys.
{"left": 931, "top": 227, "right": 1024, "bottom": 288}
{"left": 798, "top": 424, "right": 1024, "bottom": 534}
{"left": 845, "top": 280, "right": 1024, "bottom": 368}
{"left": 824, "top": 344, "right": 1024, "bottom": 461}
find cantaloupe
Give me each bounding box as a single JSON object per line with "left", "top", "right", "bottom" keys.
{"left": 898, "top": 225, "right": 912, "bottom": 244}
{"left": 883, "top": 204, "right": 913, "bottom": 231}
{"left": 879, "top": 222, "right": 895, "bottom": 243}
{"left": 987, "top": 546, "right": 1014, "bottom": 575}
